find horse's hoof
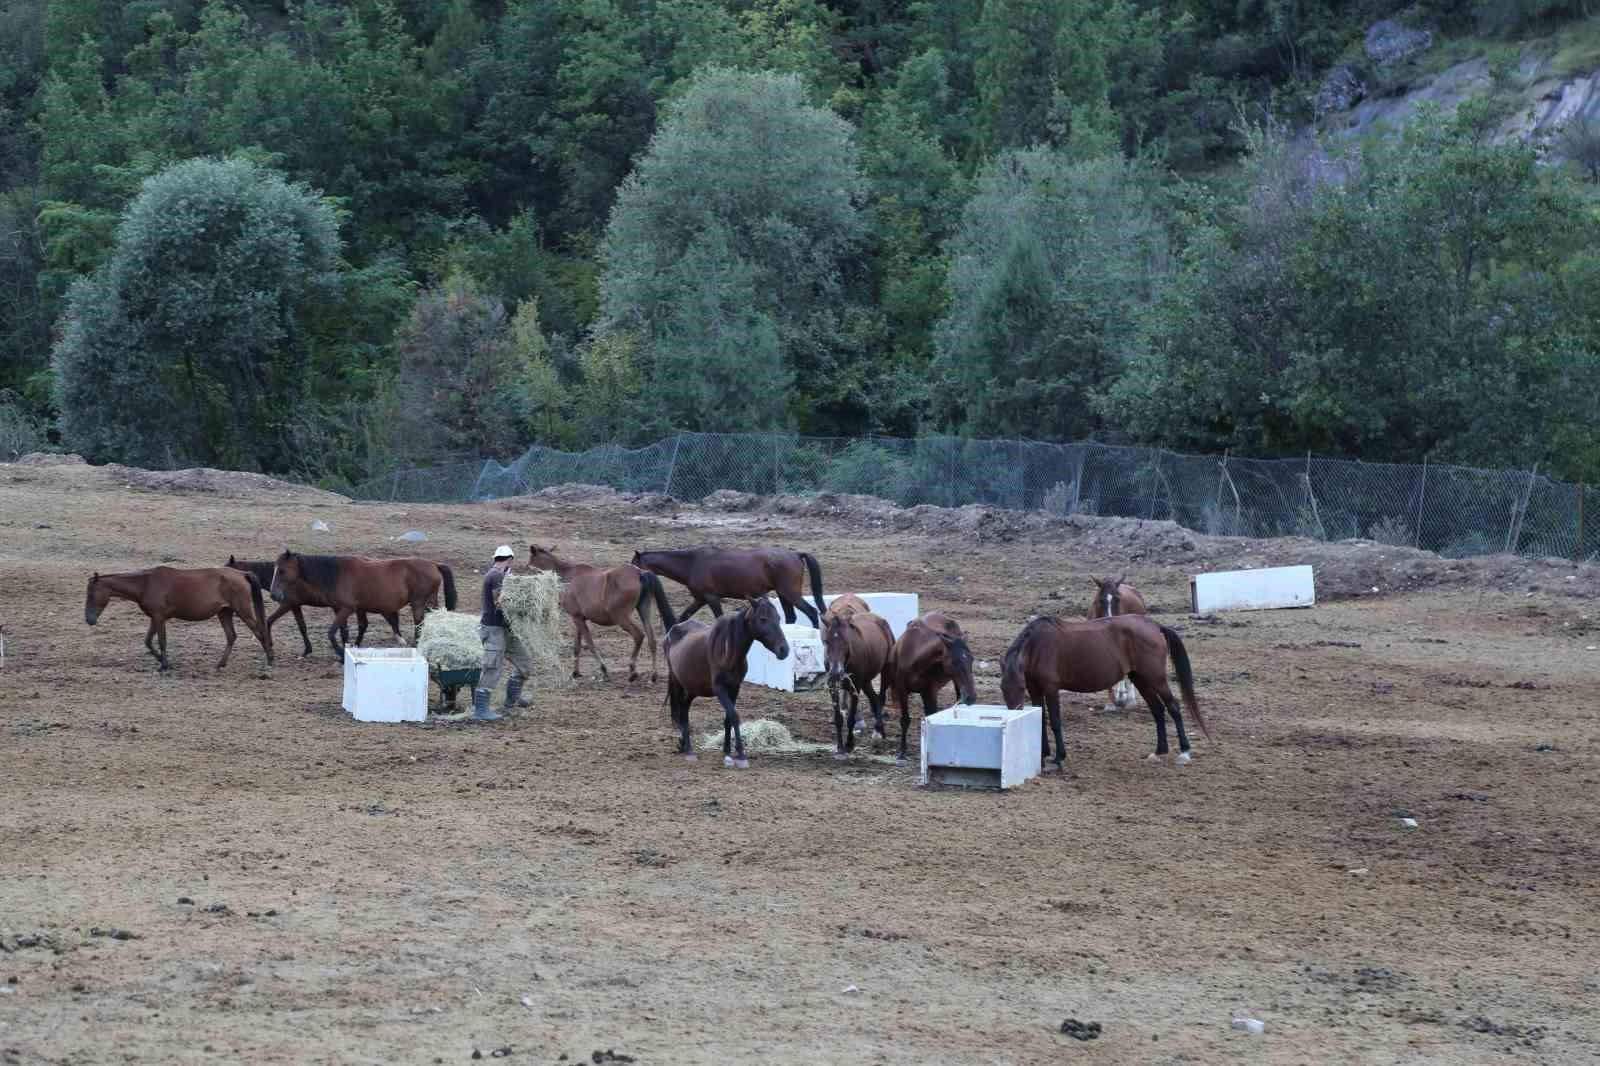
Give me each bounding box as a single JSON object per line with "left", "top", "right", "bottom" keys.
{"left": 832, "top": 752, "right": 849, "bottom": 761}
{"left": 895, "top": 756, "right": 908, "bottom": 767}
{"left": 1146, "top": 752, "right": 1163, "bottom": 763}
{"left": 1175, "top": 750, "right": 1193, "bottom": 766}
{"left": 724, "top": 755, "right": 735, "bottom": 768}
{"left": 734, "top": 757, "right": 750, "bottom": 770}
{"left": 684, "top": 753, "right": 698, "bottom": 762}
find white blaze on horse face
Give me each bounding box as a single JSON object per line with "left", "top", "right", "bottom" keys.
{"left": 1105, "top": 591, "right": 1115, "bottom": 616}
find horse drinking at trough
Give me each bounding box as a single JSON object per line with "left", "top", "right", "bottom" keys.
{"left": 1089, "top": 575, "right": 1146, "bottom": 711}
{"left": 269, "top": 551, "right": 457, "bottom": 660}
{"left": 883, "top": 612, "right": 978, "bottom": 763}
{"left": 631, "top": 546, "right": 826, "bottom": 626}
{"left": 84, "top": 566, "right": 273, "bottom": 671}
{"left": 526, "top": 545, "right": 676, "bottom": 682}
{"left": 663, "top": 597, "right": 790, "bottom": 767}
{"left": 1000, "top": 614, "right": 1211, "bottom": 772}
{"left": 820, "top": 605, "right": 895, "bottom": 757}
{"left": 226, "top": 556, "right": 378, "bottom": 655}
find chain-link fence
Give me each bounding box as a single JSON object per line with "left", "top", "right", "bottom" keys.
{"left": 350, "top": 433, "right": 1598, "bottom": 562}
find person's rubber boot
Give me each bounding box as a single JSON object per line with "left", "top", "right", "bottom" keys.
{"left": 471, "top": 688, "right": 502, "bottom": 722}
{"left": 504, "top": 676, "right": 531, "bottom": 713}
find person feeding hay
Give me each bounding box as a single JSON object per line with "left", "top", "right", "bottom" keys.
{"left": 473, "top": 545, "right": 536, "bottom": 722}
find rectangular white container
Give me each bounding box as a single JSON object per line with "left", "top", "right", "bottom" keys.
{"left": 1190, "top": 564, "right": 1315, "bottom": 613}
{"left": 920, "top": 704, "right": 1042, "bottom": 790}
{"left": 745, "top": 592, "right": 920, "bottom": 692}
{"left": 341, "top": 647, "right": 429, "bottom": 723}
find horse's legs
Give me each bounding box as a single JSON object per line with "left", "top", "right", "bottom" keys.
{"left": 155, "top": 619, "right": 170, "bottom": 671}
{"left": 350, "top": 610, "right": 366, "bottom": 647}
{"left": 866, "top": 676, "right": 887, "bottom": 738}
{"left": 327, "top": 608, "right": 352, "bottom": 661}
{"left": 1046, "top": 690, "right": 1067, "bottom": 772}
{"left": 576, "top": 617, "right": 609, "bottom": 679}
{"left": 216, "top": 608, "right": 238, "bottom": 670}
{"left": 143, "top": 619, "right": 163, "bottom": 667}
{"left": 895, "top": 687, "right": 912, "bottom": 764}
{"left": 678, "top": 595, "right": 706, "bottom": 621}
{"left": 793, "top": 597, "right": 819, "bottom": 628}
{"left": 829, "top": 678, "right": 846, "bottom": 756}
{"left": 779, "top": 595, "right": 798, "bottom": 625}
{"left": 673, "top": 688, "right": 697, "bottom": 758}
{"left": 715, "top": 681, "right": 747, "bottom": 768}
{"left": 410, "top": 601, "right": 425, "bottom": 644}
{"left": 570, "top": 622, "right": 585, "bottom": 679}
{"left": 844, "top": 688, "right": 860, "bottom": 753}
{"left": 618, "top": 612, "right": 647, "bottom": 682}
{"left": 704, "top": 593, "right": 724, "bottom": 618}
{"left": 644, "top": 615, "right": 659, "bottom": 683}
{"left": 1128, "top": 672, "right": 1173, "bottom": 763}
{"left": 1154, "top": 678, "right": 1193, "bottom": 760}
{"left": 1028, "top": 683, "right": 1051, "bottom": 763}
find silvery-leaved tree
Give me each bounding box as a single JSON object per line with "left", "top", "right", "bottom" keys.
{"left": 596, "top": 66, "right": 865, "bottom": 436}
{"left": 51, "top": 156, "right": 341, "bottom": 471}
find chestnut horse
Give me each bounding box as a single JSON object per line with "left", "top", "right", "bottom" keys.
{"left": 526, "top": 545, "right": 677, "bottom": 682}
{"left": 85, "top": 567, "right": 273, "bottom": 671}
{"left": 663, "top": 597, "right": 790, "bottom": 767}
{"left": 1089, "top": 574, "right": 1146, "bottom": 711}
{"left": 269, "top": 551, "right": 456, "bottom": 660}
{"left": 883, "top": 612, "right": 978, "bottom": 763}
{"left": 631, "top": 546, "right": 825, "bottom": 626}
{"left": 821, "top": 607, "right": 895, "bottom": 757}
{"left": 1000, "top": 614, "right": 1211, "bottom": 772}
{"left": 226, "top": 556, "right": 379, "bottom": 655}
{"left": 822, "top": 593, "right": 872, "bottom": 624}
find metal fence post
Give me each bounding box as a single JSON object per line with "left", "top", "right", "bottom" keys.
{"left": 1577, "top": 482, "right": 1587, "bottom": 563}
{"left": 390, "top": 470, "right": 399, "bottom": 501}
{"left": 1505, "top": 463, "right": 1538, "bottom": 554}
{"left": 1413, "top": 457, "right": 1428, "bottom": 548}
{"left": 663, "top": 433, "right": 682, "bottom": 497}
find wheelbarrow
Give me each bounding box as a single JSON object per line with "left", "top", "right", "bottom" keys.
{"left": 431, "top": 666, "right": 481, "bottom": 715}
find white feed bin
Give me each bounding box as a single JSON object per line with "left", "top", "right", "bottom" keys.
{"left": 1190, "top": 564, "right": 1315, "bottom": 613}
{"left": 745, "top": 592, "right": 919, "bottom": 692}
{"left": 921, "top": 704, "right": 1043, "bottom": 790}
{"left": 341, "top": 647, "right": 429, "bottom": 723}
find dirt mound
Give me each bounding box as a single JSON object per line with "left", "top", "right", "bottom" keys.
{"left": 498, "top": 485, "right": 678, "bottom": 512}
{"left": 13, "top": 451, "right": 86, "bottom": 467}
{"left": 1, "top": 454, "right": 348, "bottom": 503}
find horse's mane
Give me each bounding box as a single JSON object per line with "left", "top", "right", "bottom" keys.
{"left": 233, "top": 559, "right": 274, "bottom": 585}
{"left": 1002, "top": 615, "right": 1063, "bottom": 676}
{"left": 289, "top": 553, "right": 344, "bottom": 601}
{"left": 709, "top": 605, "right": 746, "bottom": 666}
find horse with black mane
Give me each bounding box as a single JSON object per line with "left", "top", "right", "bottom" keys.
{"left": 526, "top": 545, "right": 677, "bottom": 682}
{"left": 882, "top": 612, "right": 978, "bottom": 764}
{"left": 269, "top": 551, "right": 456, "bottom": 660}
{"left": 1089, "top": 574, "right": 1146, "bottom": 712}
{"left": 663, "top": 597, "right": 790, "bottom": 767}
{"left": 85, "top": 566, "right": 273, "bottom": 671}
{"left": 226, "top": 556, "right": 380, "bottom": 655}
{"left": 1000, "top": 614, "right": 1211, "bottom": 772}
{"left": 631, "top": 545, "right": 825, "bottom": 626}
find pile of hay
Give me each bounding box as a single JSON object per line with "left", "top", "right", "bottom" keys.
{"left": 697, "top": 719, "right": 832, "bottom": 755}
{"left": 498, "top": 571, "right": 565, "bottom": 678}
{"left": 416, "top": 610, "right": 484, "bottom": 671}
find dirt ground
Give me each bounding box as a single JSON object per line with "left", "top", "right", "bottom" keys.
{"left": 2, "top": 461, "right": 1598, "bottom": 1065}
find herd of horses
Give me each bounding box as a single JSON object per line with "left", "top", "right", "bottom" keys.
{"left": 81, "top": 544, "right": 1211, "bottom": 774}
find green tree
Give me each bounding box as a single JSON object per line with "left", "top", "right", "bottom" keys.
{"left": 597, "top": 66, "right": 866, "bottom": 432}
{"left": 935, "top": 146, "right": 1167, "bottom": 439}
{"left": 51, "top": 156, "right": 342, "bottom": 470}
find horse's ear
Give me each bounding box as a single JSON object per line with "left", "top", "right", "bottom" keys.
{"left": 1116, "top": 573, "right": 1127, "bottom": 587}
{"left": 227, "top": 555, "right": 235, "bottom": 564}
{"left": 1089, "top": 575, "right": 1102, "bottom": 587}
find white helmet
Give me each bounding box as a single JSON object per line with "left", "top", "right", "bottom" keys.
{"left": 493, "top": 545, "right": 515, "bottom": 560}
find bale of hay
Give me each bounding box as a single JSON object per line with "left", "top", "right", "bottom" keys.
{"left": 697, "top": 719, "right": 831, "bottom": 755}
{"left": 498, "top": 571, "right": 564, "bottom": 678}
{"left": 416, "top": 610, "right": 484, "bottom": 672}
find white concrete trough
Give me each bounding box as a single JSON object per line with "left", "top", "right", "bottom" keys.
{"left": 920, "top": 704, "right": 1043, "bottom": 790}
{"left": 341, "top": 647, "right": 429, "bottom": 723}
{"left": 1190, "top": 564, "right": 1315, "bottom": 614}
{"left": 744, "top": 592, "right": 920, "bottom": 692}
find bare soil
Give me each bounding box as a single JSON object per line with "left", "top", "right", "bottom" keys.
{"left": 2, "top": 462, "right": 1598, "bottom": 1064}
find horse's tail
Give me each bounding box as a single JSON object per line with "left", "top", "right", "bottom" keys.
{"left": 439, "top": 563, "right": 458, "bottom": 610}
{"left": 799, "top": 551, "right": 826, "bottom": 620}
{"left": 1160, "top": 624, "right": 1211, "bottom": 742}
{"left": 245, "top": 571, "right": 273, "bottom": 660}
{"left": 638, "top": 571, "right": 676, "bottom": 632}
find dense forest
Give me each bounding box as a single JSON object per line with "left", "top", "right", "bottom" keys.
{"left": 2, "top": 0, "right": 1599, "bottom": 488}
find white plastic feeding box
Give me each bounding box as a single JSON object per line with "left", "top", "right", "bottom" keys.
{"left": 920, "top": 704, "right": 1043, "bottom": 790}
{"left": 341, "top": 647, "right": 429, "bottom": 723}
{"left": 1190, "top": 564, "right": 1315, "bottom": 613}
{"left": 745, "top": 592, "right": 920, "bottom": 692}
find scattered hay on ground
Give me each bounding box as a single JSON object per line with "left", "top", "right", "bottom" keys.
{"left": 499, "top": 571, "right": 565, "bottom": 680}
{"left": 696, "top": 718, "right": 831, "bottom": 755}
{"left": 416, "top": 610, "right": 484, "bottom": 671}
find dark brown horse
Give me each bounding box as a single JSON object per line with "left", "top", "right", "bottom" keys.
{"left": 883, "top": 612, "right": 978, "bottom": 763}
{"left": 1089, "top": 575, "right": 1146, "bottom": 711}
{"left": 269, "top": 551, "right": 457, "bottom": 660}
{"left": 663, "top": 597, "right": 790, "bottom": 767}
{"left": 85, "top": 567, "right": 273, "bottom": 671}
{"left": 631, "top": 546, "right": 825, "bottom": 626}
{"left": 821, "top": 607, "right": 895, "bottom": 757}
{"left": 226, "top": 556, "right": 380, "bottom": 655}
{"left": 526, "top": 545, "right": 676, "bottom": 682}
{"left": 1000, "top": 614, "right": 1212, "bottom": 772}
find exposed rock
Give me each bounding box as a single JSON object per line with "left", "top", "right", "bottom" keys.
{"left": 1317, "top": 66, "right": 1366, "bottom": 117}
{"left": 1365, "top": 20, "right": 1433, "bottom": 66}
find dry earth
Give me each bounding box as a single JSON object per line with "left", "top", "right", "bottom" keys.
{"left": 2, "top": 459, "right": 1598, "bottom": 1064}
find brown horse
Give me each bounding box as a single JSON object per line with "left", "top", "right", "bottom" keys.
{"left": 663, "top": 597, "right": 790, "bottom": 767}
{"left": 269, "top": 551, "right": 457, "bottom": 660}
{"left": 822, "top": 593, "right": 872, "bottom": 624}
{"left": 85, "top": 567, "right": 273, "bottom": 671}
{"left": 631, "top": 546, "right": 825, "bottom": 626}
{"left": 526, "top": 545, "right": 677, "bottom": 682}
{"left": 226, "top": 556, "right": 380, "bottom": 655}
{"left": 883, "top": 612, "right": 978, "bottom": 763}
{"left": 1089, "top": 575, "right": 1146, "bottom": 711}
{"left": 821, "top": 607, "right": 895, "bottom": 756}
{"left": 1000, "top": 614, "right": 1211, "bottom": 772}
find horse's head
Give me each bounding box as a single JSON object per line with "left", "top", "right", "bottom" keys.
{"left": 1091, "top": 574, "right": 1127, "bottom": 618}
{"left": 938, "top": 632, "right": 978, "bottom": 705}
{"left": 84, "top": 572, "right": 108, "bottom": 625}
{"left": 999, "top": 643, "right": 1026, "bottom": 709}
{"left": 745, "top": 596, "right": 788, "bottom": 661}
{"left": 527, "top": 545, "right": 558, "bottom": 571}
{"left": 822, "top": 613, "right": 851, "bottom": 683}
{"left": 270, "top": 549, "right": 299, "bottom": 603}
